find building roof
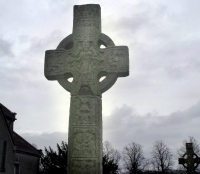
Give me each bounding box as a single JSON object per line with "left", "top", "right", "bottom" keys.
{"left": 0, "top": 103, "right": 16, "bottom": 121}
{"left": 0, "top": 103, "right": 41, "bottom": 156}
{"left": 13, "top": 132, "right": 41, "bottom": 156}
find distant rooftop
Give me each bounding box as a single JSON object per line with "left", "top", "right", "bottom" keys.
{"left": 13, "top": 131, "right": 41, "bottom": 156}
{"left": 0, "top": 103, "right": 41, "bottom": 156}
{"left": 0, "top": 103, "right": 16, "bottom": 121}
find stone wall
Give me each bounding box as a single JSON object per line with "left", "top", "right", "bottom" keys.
{"left": 14, "top": 152, "right": 39, "bottom": 174}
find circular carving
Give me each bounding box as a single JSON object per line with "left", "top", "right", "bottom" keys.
{"left": 57, "top": 34, "right": 74, "bottom": 50}
{"left": 56, "top": 33, "right": 118, "bottom": 94}
{"left": 181, "top": 152, "right": 200, "bottom": 170}
{"left": 193, "top": 153, "right": 199, "bottom": 169}
{"left": 98, "top": 33, "right": 118, "bottom": 93}
{"left": 57, "top": 34, "right": 74, "bottom": 92}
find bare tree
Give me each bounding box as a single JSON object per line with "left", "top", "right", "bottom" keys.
{"left": 122, "top": 142, "right": 148, "bottom": 174}
{"left": 150, "top": 140, "right": 174, "bottom": 174}
{"left": 103, "top": 141, "right": 121, "bottom": 174}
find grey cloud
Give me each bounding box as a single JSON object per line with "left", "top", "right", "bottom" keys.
{"left": 111, "top": 2, "right": 170, "bottom": 36}
{"left": 0, "top": 30, "right": 65, "bottom": 94}
{"left": 108, "top": 1, "right": 200, "bottom": 84}
{"left": 18, "top": 30, "right": 64, "bottom": 57}
{"left": 103, "top": 101, "right": 200, "bottom": 157}
{"left": 0, "top": 38, "right": 14, "bottom": 57}
{"left": 160, "top": 40, "right": 200, "bottom": 80}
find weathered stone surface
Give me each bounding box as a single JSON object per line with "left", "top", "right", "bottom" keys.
{"left": 44, "top": 4, "right": 129, "bottom": 174}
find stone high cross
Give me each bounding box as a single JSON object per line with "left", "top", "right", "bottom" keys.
{"left": 179, "top": 143, "right": 200, "bottom": 174}
{"left": 44, "top": 4, "right": 129, "bottom": 174}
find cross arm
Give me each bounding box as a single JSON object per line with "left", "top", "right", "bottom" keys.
{"left": 100, "top": 46, "right": 129, "bottom": 77}
{"left": 179, "top": 157, "right": 188, "bottom": 170}
{"left": 44, "top": 49, "right": 72, "bottom": 80}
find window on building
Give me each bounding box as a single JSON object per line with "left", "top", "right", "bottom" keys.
{"left": 0, "top": 141, "right": 7, "bottom": 172}
{"left": 14, "top": 164, "right": 20, "bottom": 174}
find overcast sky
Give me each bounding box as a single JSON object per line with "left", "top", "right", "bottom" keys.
{"left": 1, "top": 0, "right": 200, "bottom": 168}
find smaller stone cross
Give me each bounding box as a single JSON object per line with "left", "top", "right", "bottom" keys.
{"left": 179, "top": 143, "right": 200, "bottom": 174}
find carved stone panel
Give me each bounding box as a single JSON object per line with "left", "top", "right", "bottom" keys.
{"left": 74, "top": 5, "right": 100, "bottom": 19}
{"left": 71, "top": 96, "right": 96, "bottom": 125}
{"left": 71, "top": 159, "right": 96, "bottom": 174}
{"left": 45, "top": 50, "right": 67, "bottom": 78}
{"left": 104, "top": 46, "right": 129, "bottom": 75}
{"left": 72, "top": 127, "right": 96, "bottom": 157}
{"left": 73, "top": 5, "right": 101, "bottom": 41}
{"left": 68, "top": 42, "right": 104, "bottom": 95}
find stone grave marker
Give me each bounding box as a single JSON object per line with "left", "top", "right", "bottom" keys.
{"left": 179, "top": 143, "right": 200, "bottom": 174}
{"left": 44, "top": 4, "right": 129, "bottom": 174}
